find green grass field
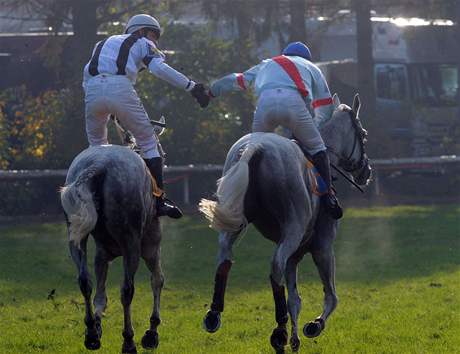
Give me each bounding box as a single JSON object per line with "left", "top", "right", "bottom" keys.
{"left": 0, "top": 205, "right": 459, "bottom": 353}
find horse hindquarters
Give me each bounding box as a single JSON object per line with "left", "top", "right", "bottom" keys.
{"left": 200, "top": 143, "right": 261, "bottom": 233}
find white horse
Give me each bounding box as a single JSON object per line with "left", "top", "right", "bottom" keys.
{"left": 200, "top": 94, "right": 372, "bottom": 353}
{"left": 61, "top": 145, "right": 163, "bottom": 353}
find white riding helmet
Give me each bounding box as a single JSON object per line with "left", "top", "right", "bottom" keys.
{"left": 125, "top": 14, "right": 161, "bottom": 37}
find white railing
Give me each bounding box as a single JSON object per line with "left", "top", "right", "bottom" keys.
{"left": 0, "top": 164, "right": 223, "bottom": 205}
{"left": 0, "top": 156, "right": 458, "bottom": 203}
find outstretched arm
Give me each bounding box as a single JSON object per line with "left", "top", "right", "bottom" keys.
{"left": 141, "top": 39, "right": 195, "bottom": 91}
{"left": 146, "top": 56, "right": 196, "bottom": 91}
{"left": 141, "top": 40, "right": 209, "bottom": 107}
{"left": 209, "top": 62, "right": 263, "bottom": 97}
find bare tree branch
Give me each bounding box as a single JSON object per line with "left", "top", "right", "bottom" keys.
{"left": 96, "top": 0, "right": 157, "bottom": 25}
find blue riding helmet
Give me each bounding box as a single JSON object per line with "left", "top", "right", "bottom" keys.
{"left": 282, "top": 42, "right": 312, "bottom": 61}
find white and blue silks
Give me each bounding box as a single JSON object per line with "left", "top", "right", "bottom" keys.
{"left": 83, "top": 34, "right": 195, "bottom": 91}
{"left": 210, "top": 55, "right": 334, "bottom": 154}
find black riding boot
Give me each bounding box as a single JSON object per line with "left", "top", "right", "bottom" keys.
{"left": 143, "top": 157, "right": 183, "bottom": 219}
{"left": 312, "top": 151, "right": 343, "bottom": 219}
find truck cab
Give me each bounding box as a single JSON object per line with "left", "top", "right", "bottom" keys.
{"left": 317, "top": 18, "right": 459, "bottom": 157}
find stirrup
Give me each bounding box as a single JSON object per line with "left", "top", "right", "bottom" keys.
{"left": 156, "top": 197, "right": 183, "bottom": 219}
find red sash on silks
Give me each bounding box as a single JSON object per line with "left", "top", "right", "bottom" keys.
{"left": 236, "top": 73, "right": 246, "bottom": 90}
{"left": 272, "top": 55, "right": 309, "bottom": 98}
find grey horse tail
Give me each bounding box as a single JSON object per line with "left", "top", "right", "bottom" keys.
{"left": 60, "top": 165, "right": 105, "bottom": 247}
{"left": 200, "top": 143, "right": 262, "bottom": 233}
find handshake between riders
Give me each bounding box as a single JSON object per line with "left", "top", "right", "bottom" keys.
{"left": 83, "top": 12, "right": 341, "bottom": 221}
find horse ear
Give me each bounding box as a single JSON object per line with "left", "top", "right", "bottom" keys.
{"left": 332, "top": 93, "right": 341, "bottom": 108}
{"left": 352, "top": 93, "right": 361, "bottom": 116}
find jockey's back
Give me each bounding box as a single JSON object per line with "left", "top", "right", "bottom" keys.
{"left": 210, "top": 54, "right": 332, "bottom": 112}
{"left": 252, "top": 56, "right": 330, "bottom": 107}
{"left": 83, "top": 33, "right": 161, "bottom": 86}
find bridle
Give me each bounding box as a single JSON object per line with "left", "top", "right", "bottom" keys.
{"left": 328, "top": 107, "right": 369, "bottom": 174}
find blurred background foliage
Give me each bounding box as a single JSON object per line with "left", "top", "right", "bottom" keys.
{"left": 0, "top": 0, "right": 263, "bottom": 168}
{"left": 0, "top": 0, "right": 458, "bottom": 168}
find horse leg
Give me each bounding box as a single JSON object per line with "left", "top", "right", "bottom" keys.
{"left": 285, "top": 255, "right": 303, "bottom": 352}
{"left": 203, "top": 231, "right": 239, "bottom": 333}
{"left": 69, "top": 238, "right": 100, "bottom": 350}
{"left": 93, "top": 246, "right": 111, "bottom": 340}
{"left": 141, "top": 247, "right": 163, "bottom": 350}
{"left": 303, "top": 246, "right": 338, "bottom": 338}
{"left": 120, "top": 251, "right": 140, "bottom": 354}
{"left": 269, "top": 274, "right": 288, "bottom": 354}
{"left": 269, "top": 222, "right": 305, "bottom": 353}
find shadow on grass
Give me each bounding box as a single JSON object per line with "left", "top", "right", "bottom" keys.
{"left": 0, "top": 205, "right": 458, "bottom": 305}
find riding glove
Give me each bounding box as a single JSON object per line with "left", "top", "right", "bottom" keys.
{"left": 191, "top": 83, "right": 210, "bottom": 108}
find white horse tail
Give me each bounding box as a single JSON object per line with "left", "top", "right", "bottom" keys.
{"left": 60, "top": 166, "right": 104, "bottom": 247}
{"left": 200, "top": 143, "right": 261, "bottom": 233}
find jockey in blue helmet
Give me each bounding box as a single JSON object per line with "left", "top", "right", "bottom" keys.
{"left": 207, "top": 41, "right": 342, "bottom": 219}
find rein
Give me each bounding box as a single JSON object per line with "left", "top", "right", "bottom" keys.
{"left": 326, "top": 108, "right": 369, "bottom": 192}
{"left": 330, "top": 163, "right": 364, "bottom": 193}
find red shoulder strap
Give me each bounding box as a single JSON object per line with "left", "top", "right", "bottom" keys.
{"left": 272, "top": 55, "right": 309, "bottom": 98}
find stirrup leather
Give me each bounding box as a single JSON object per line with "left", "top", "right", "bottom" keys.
{"left": 149, "top": 175, "right": 164, "bottom": 197}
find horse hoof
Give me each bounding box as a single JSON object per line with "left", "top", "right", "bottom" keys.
{"left": 303, "top": 319, "right": 325, "bottom": 338}
{"left": 121, "top": 342, "right": 137, "bottom": 354}
{"left": 290, "top": 336, "right": 300, "bottom": 352}
{"left": 141, "top": 330, "right": 159, "bottom": 349}
{"left": 270, "top": 327, "right": 288, "bottom": 352}
{"left": 84, "top": 336, "right": 101, "bottom": 350}
{"left": 203, "top": 310, "right": 221, "bottom": 333}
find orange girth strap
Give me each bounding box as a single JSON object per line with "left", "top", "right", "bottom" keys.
{"left": 272, "top": 55, "right": 309, "bottom": 98}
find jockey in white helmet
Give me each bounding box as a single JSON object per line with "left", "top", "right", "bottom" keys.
{"left": 82, "top": 14, "right": 210, "bottom": 219}
{"left": 208, "top": 42, "right": 342, "bottom": 219}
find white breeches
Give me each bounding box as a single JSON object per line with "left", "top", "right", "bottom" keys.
{"left": 84, "top": 74, "right": 160, "bottom": 159}
{"left": 253, "top": 88, "right": 326, "bottom": 155}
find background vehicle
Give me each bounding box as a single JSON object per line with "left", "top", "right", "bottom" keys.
{"left": 318, "top": 17, "right": 459, "bottom": 157}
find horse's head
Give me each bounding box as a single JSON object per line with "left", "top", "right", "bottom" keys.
{"left": 324, "top": 94, "right": 372, "bottom": 186}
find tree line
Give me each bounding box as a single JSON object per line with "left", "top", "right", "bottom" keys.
{"left": 0, "top": 0, "right": 458, "bottom": 169}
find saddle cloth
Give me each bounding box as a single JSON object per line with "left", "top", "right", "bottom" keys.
{"left": 305, "top": 160, "right": 328, "bottom": 196}
{"left": 291, "top": 139, "right": 328, "bottom": 196}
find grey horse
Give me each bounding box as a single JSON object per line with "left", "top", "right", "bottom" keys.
{"left": 200, "top": 94, "right": 372, "bottom": 353}
{"left": 60, "top": 145, "right": 163, "bottom": 353}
